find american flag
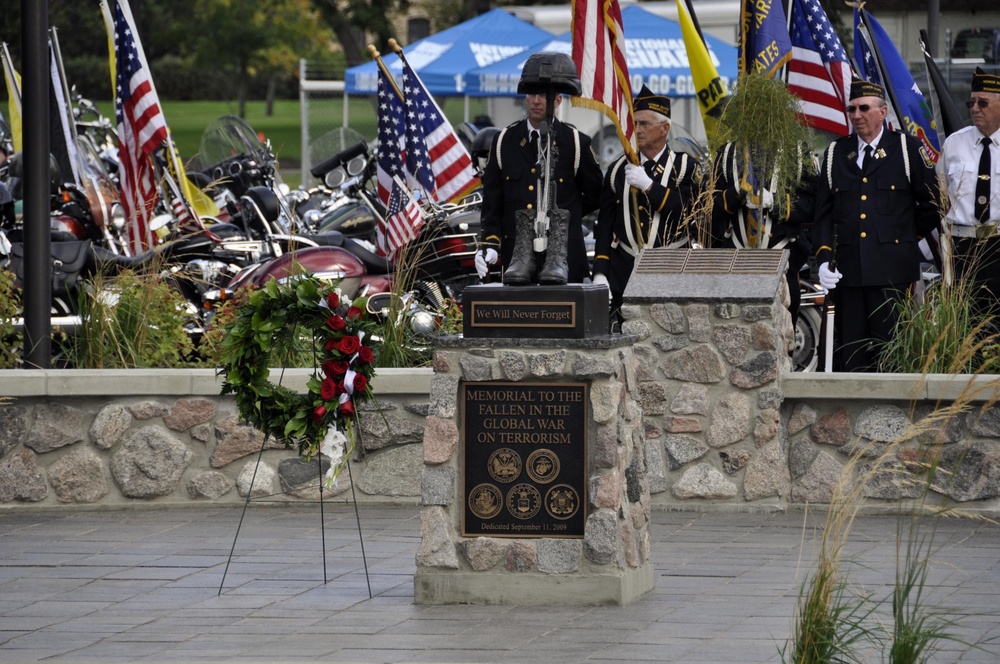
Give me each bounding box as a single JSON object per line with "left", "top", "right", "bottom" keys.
{"left": 786, "top": 0, "right": 851, "bottom": 136}
{"left": 572, "top": 0, "right": 637, "bottom": 163}
{"left": 381, "top": 176, "right": 425, "bottom": 260}
{"left": 400, "top": 59, "right": 479, "bottom": 203}
{"left": 376, "top": 64, "right": 406, "bottom": 206}
{"left": 111, "top": 0, "right": 168, "bottom": 253}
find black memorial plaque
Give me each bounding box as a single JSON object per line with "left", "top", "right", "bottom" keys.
{"left": 462, "top": 284, "right": 609, "bottom": 338}
{"left": 462, "top": 381, "right": 588, "bottom": 538}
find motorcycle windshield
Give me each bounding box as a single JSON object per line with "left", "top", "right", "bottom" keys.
{"left": 199, "top": 115, "right": 271, "bottom": 168}
{"left": 308, "top": 127, "right": 368, "bottom": 175}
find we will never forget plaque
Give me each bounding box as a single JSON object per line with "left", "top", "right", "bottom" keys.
{"left": 462, "top": 382, "right": 588, "bottom": 538}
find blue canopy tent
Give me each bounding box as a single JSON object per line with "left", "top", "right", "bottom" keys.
{"left": 463, "top": 5, "right": 738, "bottom": 98}
{"left": 344, "top": 9, "right": 552, "bottom": 96}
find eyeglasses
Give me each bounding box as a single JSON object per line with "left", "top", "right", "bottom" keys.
{"left": 635, "top": 120, "right": 667, "bottom": 128}
{"left": 846, "top": 104, "right": 874, "bottom": 114}
{"left": 967, "top": 99, "right": 993, "bottom": 109}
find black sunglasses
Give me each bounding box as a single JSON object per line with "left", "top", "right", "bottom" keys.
{"left": 967, "top": 99, "right": 992, "bottom": 109}
{"left": 847, "top": 104, "right": 873, "bottom": 113}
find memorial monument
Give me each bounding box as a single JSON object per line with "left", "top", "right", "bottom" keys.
{"left": 415, "top": 55, "right": 653, "bottom": 606}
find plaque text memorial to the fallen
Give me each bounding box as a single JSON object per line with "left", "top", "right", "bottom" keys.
{"left": 462, "top": 382, "right": 588, "bottom": 538}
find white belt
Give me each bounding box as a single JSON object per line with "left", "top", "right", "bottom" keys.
{"left": 950, "top": 222, "right": 998, "bottom": 239}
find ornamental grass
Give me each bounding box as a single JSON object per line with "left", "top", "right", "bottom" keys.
{"left": 784, "top": 316, "right": 1000, "bottom": 662}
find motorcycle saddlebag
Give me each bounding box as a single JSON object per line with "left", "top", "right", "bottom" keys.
{"left": 9, "top": 240, "right": 92, "bottom": 296}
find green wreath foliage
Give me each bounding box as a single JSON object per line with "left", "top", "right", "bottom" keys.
{"left": 218, "top": 275, "right": 378, "bottom": 478}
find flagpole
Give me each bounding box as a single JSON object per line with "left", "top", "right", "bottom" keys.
{"left": 857, "top": 7, "right": 903, "bottom": 130}
{"left": 368, "top": 44, "right": 403, "bottom": 101}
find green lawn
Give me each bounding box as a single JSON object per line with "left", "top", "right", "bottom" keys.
{"left": 91, "top": 96, "right": 492, "bottom": 189}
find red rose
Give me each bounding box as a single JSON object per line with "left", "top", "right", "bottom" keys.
{"left": 326, "top": 315, "right": 347, "bottom": 332}
{"left": 339, "top": 398, "right": 356, "bottom": 417}
{"left": 320, "top": 377, "right": 338, "bottom": 401}
{"left": 358, "top": 346, "right": 375, "bottom": 364}
{"left": 312, "top": 405, "right": 327, "bottom": 422}
{"left": 326, "top": 292, "right": 340, "bottom": 309}
{"left": 337, "top": 335, "right": 361, "bottom": 355}
{"left": 325, "top": 338, "right": 338, "bottom": 352}
{"left": 346, "top": 305, "right": 363, "bottom": 321}
{"left": 322, "top": 359, "right": 349, "bottom": 377}
{"left": 353, "top": 374, "right": 368, "bottom": 394}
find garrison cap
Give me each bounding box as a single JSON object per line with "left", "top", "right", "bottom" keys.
{"left": 633, "top": 85, "right": 671, "bottom": 117}
{"left": 971, "top": 67, "right": 1000, "bottom": 94}
{"left": 849, "top": 78, "right": 885, "bottom": 101}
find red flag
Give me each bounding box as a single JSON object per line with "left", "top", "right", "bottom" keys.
{"left": 786, "top": 0, "right": 851, "bottom": 136}
{"left": 571, "top": 0, "right": 637, "bottom": 163}
{"left": 111, "top": 0, "right": 168, "bottom": 253}
{"left": 379, "top": 176, "right": 425, "bottom": 260}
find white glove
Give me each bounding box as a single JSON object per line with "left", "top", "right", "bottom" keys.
{"left": 592, "top": 272, "right": 609, "bottom": 287}
{"left": 624, "top": 163, "right": 653, "bottom": 192}
{"left": 818, "top": 261, "right": 842, "bottom": 291}
{"left": 475, "top": 248, "right": 498, "bottom": 278}
{"left": 745, "top": 188, "right": 774, "bottom": 210}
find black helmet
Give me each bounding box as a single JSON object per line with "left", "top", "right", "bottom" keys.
{"left": 470, "top": 127, "right": 501, "bottom": 162}
{"left": 517, "top": 52, "right": 581, "bottom": 96}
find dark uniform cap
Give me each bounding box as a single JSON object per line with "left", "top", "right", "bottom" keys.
{"left": 849, "top": 78, "right": 885, "bottom": 101}
{"left": 971, "top": 67, "right": 1000, "bottom": 94}
{"left": 517, "top": 51, "right": 581, "bottom": 96}
{"left": 633, "top": 84, "right": 671, "bottom": 118}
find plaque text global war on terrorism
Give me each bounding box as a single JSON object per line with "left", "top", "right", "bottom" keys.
{"left": 462, "top": 382, "right": 587, "bottom": 538}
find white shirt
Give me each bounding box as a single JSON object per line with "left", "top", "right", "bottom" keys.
{"left": 941, "top": 125, "right": 1000, "bottom": 227}
{"left": 856, "top": 127, "right": 885, "bottom": 169}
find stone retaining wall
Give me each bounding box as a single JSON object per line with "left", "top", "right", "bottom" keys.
{"left": 0, "top": 368, "right": 432, "bottom": 509}
{"left": 3, "top": 369, "right": 1000, "bottom": 514}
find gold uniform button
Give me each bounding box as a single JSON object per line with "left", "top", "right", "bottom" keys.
{"left": 861, "top": 194, "right": 868, "bottom": 201}
{"left": 862, "top": 177, "right": 868, "bottom": 183}
{"left": 861, "top": 231, "right": 867, "bottom": 238}
{"left": 891, "top": 185, "right": 896, "bottom": 190}
{"left": 530, "top": 168, "right": 537, "bottom": 175}
{"left": 559, "top": 178, "right": 565, "bottom": 183}
{"left": 527, "top": 204, "right": 533, "bottom": 210}
{"left": 860, "top": 213, "right": 867, "bottom": 220}
{"left": 895, "top": 239, "right": 899, "bottom": 244}
{"left": 528, "top": 185, "right": 534, "bottom": 192}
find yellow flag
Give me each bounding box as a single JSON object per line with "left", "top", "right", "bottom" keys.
{"left": 676, "top": 0, "right": 729, "bottom": 142}
{"left": 2, "top": 44, "right": 22, "bottom": 152}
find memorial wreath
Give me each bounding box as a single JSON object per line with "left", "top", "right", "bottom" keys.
{"left": 218, "top": 275, "right": 377, "bottom": 484}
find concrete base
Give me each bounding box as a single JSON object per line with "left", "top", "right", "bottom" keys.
{"left": 414, "top": 562, "right": 654, "bottom": 606}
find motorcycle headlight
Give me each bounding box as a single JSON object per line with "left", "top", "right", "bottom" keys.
{"left": 409, "top": 310, "right": 437, "bottom": 336}
{"left": 110, "top": 202, "right": 127, "bottom": 230}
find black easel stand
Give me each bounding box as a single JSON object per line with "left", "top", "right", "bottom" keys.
{"left": 218, "top": 415, "right": 371, "bottom": 597}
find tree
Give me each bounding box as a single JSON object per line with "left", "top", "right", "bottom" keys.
{"left": 192, "top": 0, "right": 331, "bottom": 117}
{"left": 310, "top": 0, "right": 411, "bottom": 67}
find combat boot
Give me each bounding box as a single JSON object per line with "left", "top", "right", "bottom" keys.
{"left": 538, "top": 209, "right": 569, "bottom": 285}
{"left": 503, "top": 210, "right": 537, "bottom": 285}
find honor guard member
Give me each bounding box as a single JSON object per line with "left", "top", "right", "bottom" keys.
{"left": 475, "top": 52, "right": 603, "bottom": 285}
{"left": 814, "top": 79, "right": 941, "bottom": 372}
{"left": 711, "top": 140, "right": 818, "bottom": 325}
{"left": 940, "top": 67, "right": 1000, "bottom": 315}
{"left": 592, "top": 85, "right": 696, "bottom": 325}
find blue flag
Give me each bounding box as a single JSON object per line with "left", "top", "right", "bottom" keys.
{"left": 741, "top": 0, "right": 793, "bottom": 78}
{"left": 854, "top": 8, "right": 940, "bottom": 163}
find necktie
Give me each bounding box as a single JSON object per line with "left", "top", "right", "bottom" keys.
{"left": 644, "top": 160, "right": 657, "bottom": 178}
{"left": 861, "top": 144, "right": 873, "bottom": 172}
{"left": 976, "top": 136, "right": 992, "bottom": 224}
{"left": 528, "top": 131, "right": 538, "bottom": 162}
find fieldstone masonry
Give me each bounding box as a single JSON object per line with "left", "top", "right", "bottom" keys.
{"left": 414, "top": 334, "right": 654, "bottom": 606}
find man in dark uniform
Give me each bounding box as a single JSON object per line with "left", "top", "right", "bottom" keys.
{"left": 814, "top": 79, "right": 941, "bottom": 372}
{"left": 475, "top": 53, "right": 603, "bottom": 285}
{"left": 940, "top": 67, "right": 1000, "bottom": 318}
{"left": 592, "top": 85, "right": 696, "bottom": 324}
{"left": 711, "top": 140, "right": 818, "bottom": 326}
